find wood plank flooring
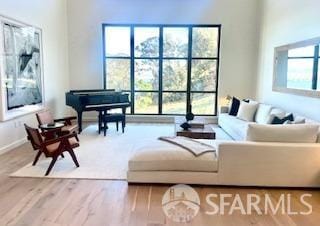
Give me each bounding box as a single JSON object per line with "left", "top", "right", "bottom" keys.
{"left": 0, "top": 143, "right": 319, "bottom": 226}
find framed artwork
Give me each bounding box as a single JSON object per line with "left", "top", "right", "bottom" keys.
{"left": 0, "top": 15, "right": 44, "bottom": 121}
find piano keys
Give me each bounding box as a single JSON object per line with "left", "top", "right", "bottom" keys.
{"left": 66, "top": 89, "right": 131, "bottom": 133}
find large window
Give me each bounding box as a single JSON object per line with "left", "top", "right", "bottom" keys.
{"left": 103, "top": 24, "right": 221, "bottom": 115}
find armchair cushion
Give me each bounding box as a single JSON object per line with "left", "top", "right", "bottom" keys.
{"left": 46, "top": 142, "right": 61, "bottom": 153}
{"left": 37, "top": 111, "right": 54, "bottom": 125}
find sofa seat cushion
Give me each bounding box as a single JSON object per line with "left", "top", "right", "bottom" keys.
{"left": 218, "top": 113, "right": 249, "bottom": 140}
{"left": 129, "top": 139, "right": 218, "bottom": 172}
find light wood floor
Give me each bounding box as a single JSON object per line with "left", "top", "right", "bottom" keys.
{"left": 0, "top": 143, "right": 320, "bottom": 226}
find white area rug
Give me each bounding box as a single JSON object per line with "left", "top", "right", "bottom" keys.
{"left": 11, "top": 123, "right": 231, "bottom": 180}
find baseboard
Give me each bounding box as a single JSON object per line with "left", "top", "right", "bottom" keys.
{"left": 0, "top": 137, "right": 27, "bottom": 155}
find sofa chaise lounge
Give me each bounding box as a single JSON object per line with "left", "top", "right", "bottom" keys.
{"left": 127, "top": 102, "right": 320, "bottom": 187}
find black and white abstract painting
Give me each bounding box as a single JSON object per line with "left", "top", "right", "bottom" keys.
{"left": 2, "top": 22, "right": 43, "bottom": 110}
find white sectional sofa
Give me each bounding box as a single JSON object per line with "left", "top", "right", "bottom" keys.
{"left": 127, "top": 102, "right": 320, "bottom": 187}
{"left": 218, "top": 104, "right": 318, "bottom": 141}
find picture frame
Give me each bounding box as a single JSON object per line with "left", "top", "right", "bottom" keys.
{"left": 0, "top": 15, "right": 44, "bottom": 121}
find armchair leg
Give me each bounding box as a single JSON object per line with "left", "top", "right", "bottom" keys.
{"left": 73, "top": 131, "right": 79, "bottom": 141}
{"left": 45, "top": 156, "right": 58, "bottom": 176}
{"left": 116, "top": 121, "right": 119, "bottom": 131}
{"left": 68, "top": 149, "right": 80, "bottom": 167}
{"left": 33, "top": 151, "right": 42, "bottom": 166}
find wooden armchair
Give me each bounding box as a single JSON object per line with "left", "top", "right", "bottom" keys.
{"left": 24, "top": 124, "right": 80, "bottom": 176}
{"left": 36, "top": 110, "right": 78, "bottom": 134}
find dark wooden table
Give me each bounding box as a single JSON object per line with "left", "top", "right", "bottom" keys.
{"left": 175, "top": 124, "right": 216, "bottom": 139}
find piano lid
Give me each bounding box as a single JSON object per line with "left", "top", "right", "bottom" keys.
{"left": 68, "top": 89, "right": 117, "bottom": 96}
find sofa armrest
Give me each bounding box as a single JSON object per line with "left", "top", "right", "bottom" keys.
{"left": 216, "top": 141, "right": 320, "bottom": 187}
{"left": 219, "top": 106, "right": 229, "bottom": 114}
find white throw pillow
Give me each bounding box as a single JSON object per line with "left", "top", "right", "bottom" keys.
{"left": 237, "top": 101, "right": 259, "bottom": 122}
{"left": 255, "top": 104, "right": 272, "bottom": 124}
{"left": 246, "top": 124, "right": 319, "bottom": 143}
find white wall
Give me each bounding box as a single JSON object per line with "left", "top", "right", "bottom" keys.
{"left": 257, "top": 0, "right": 320, "bottom": 121}
{"left": 0, "top": 0, "right": 69, "bottom": 153}
{"left": 67, "top": 0, "right": 261, "bottom": 105}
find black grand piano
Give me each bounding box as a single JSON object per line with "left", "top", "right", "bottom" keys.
{"left": 66, "top": 89, "right": 131, "bottom": 133}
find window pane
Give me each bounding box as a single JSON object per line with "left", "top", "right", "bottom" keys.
{"left": 191, "top": 60, "right": 216, "bottom": 91}
{"left": 105, "top": 27, "right": 130, "bottom": 57}
{"left": 134, "top": 27, "right": 159, "bottom": 57}
{"left": 287, "top": 59, "right": 313, "bottom": 90}
{"left": 106, "top": 59, "right": 130, "bottom": 90}
{"left": 163, "top": 60, "right": 187, "bottom": 91}
{"left": 135, "top": 92, "right": 158, "bottom": 114}
{"left": 135, "top": 59, "right": 159, "bottom": 91}
{"left": 288, "top": 46, "right": 315, "bottom": 57}
{"left": 192, "top": 27, "right": 218, "bottom": 58}
{"left": 191, "top": 93, "right": 215, "bottom": 115}
{"left": 162, "top": 92, "right": 186, "bottom": 114}
{"left": 163, "top": 28, "right": 188, "bottom": 58}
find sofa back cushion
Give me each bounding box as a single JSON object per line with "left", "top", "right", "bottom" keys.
{"left": 255, "top": 104, "right": 272, "bottom": 124}
{"left": 246, "top": 124, "right": 319, "bottom": 143}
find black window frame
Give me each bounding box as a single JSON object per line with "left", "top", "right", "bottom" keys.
{"left": 102, "top": 24, "right": 221, "bottom": 116}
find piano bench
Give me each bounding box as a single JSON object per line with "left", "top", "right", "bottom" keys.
{"left": 99, "top": 113, "right": 126, "bottom": 136}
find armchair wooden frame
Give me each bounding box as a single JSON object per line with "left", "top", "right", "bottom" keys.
{"left": 53, "top": 116, "right": 77, "bottom": 125}
{"left": 25, "top": 124, "right": 80, "bottom": 176}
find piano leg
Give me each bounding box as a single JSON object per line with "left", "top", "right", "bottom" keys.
{"left": 98, "top": 111, "right": 101, "bottom": 134}
{"left": 77, "top": 111, "right": 83, "bottom": 133}
{"left": 122, "top": 107, "right": 126, "bottom": 128}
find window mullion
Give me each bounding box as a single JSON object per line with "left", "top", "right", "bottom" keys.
{"left": 130, "top": 26, "right": 135, "bottom": 114}
{"left": 102, "top": 26, "right": 107, "bottom": 89}
{"left": 186, "top": 27, "right": 193, "bottom": 113}
{"left": 312, "top": 45, "right": 319, "bottom": 90}
{"left": 159, "top": 26, "right": 163, "bottom": 114}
